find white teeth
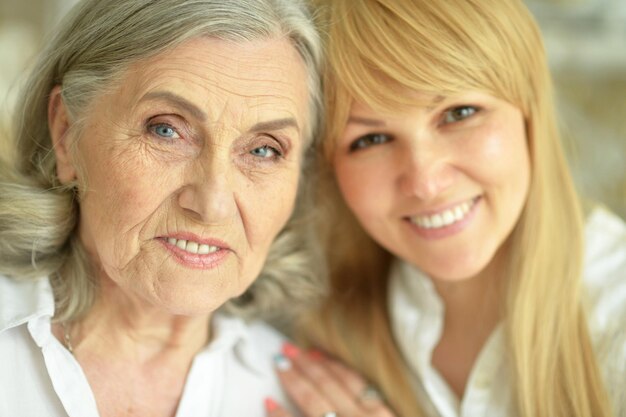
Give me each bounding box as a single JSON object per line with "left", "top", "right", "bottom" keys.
{"left": 166, "top": 238, "right": 219, "bottom": 255}
{"left": 431, "top": 214, "right": 443, "bottom": 228}
{"left": 410, "top": 198, "right": 477, "bottom": 230}
{"left": 454, "top": 206, "right": 464, "bottom": 221}
{"left": 442, "top": 210, "right": 455, "bottom": 225}
{"left": 186, "top": 242, "right": 198, "bottom": 254}
{"left": 423, "top": 217, "right": 433, "bottom": 229}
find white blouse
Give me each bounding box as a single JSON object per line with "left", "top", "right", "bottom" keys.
{"left": 389, "top": 207, "right": 626, "bottom": 417}
{"left": 0, "top": 275, "right": 292, "bottom": 417}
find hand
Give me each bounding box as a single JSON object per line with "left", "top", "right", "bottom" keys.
{"left": 265, "top": 342, "right": 396, "bottom": 417}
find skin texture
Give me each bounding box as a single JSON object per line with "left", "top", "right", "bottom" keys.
{"left": 49, "top": 36, "right": 309, "bottom": 417}
{"left": 334, "top": 92, "right": 530, "bottom": 283}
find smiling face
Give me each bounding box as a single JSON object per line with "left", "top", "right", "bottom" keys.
{"left": 53, "top": 37, "right": 310, "bottom": 315}
{"left": 333, "top": 92, "right": 530, "bottom": 281}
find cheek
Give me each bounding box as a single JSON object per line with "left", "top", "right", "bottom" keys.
{"left": 78, "top": 145, "right": 182, "bottom": 263}
{"left": 334, "top": 157, "right": 387, "bottom": 223}
{"left": 243, "top": 169, "right": 300, "bottom": 247}
{"left": 334, "top": 160, "right": 365, "bottom": 211}
{"left": 465, "top": 121, "right": 530, "bottom": 188}
{"left": 83, "top": 154, "right": 170, "bottom": 223}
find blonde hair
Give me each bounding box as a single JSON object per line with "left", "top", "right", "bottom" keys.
{"left": 0, "top": 0, "right": 324, "bottom": 322}
{"left": 302, "top": 0, "right": 613, "bottom": 416}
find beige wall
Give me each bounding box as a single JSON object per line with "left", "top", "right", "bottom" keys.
{"left": 1, "top": 0, "right": 624, "bottom": 217}
{"left": 527, "top": 0, "right": 626, "bottom": 218}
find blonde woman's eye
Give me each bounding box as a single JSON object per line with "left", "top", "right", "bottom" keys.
{"left": 349, "top": 133, "right": 391, "bottom": 152}
{"left": 251, "top": 145, "right": 281, "bottom": 159}
{"left": 149, "top": 123, "right": 180, "bottom": 140}
{"left": 442, "top": 106, "right": 479, "bottom": 124}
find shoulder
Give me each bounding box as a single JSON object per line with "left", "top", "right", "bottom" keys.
{"left": 245, "top": 320, "right": 288, "bottom": 358}
{"left": 211, "top": 314, "right": 287, "bottom": 377}
{"left": 0, "top": 274, "right": 53, "bottom": 333}
{"left": 581, "top": 208, "right": 626, "bottom": 398}
{"left": 582, "top": 207, "right": 626, "bottom": 327}
{"left": 583, "top": 206, "right": 626, "bottom": 270}
{"left": 211, "top": 317, "right": 297, "bottom": 416}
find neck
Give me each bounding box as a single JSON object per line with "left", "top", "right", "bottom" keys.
{"left": 68, "top": 275, "right": 212, "bottom": 364}
{"left": 431, "top": 242, "right": 510, "bottom": 322}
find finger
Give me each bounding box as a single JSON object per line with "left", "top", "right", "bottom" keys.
{"left": 274, "top": 351, "right": 337, "bottom": 417}
{"left": 311, "top": 351, "right": 388, "bottom": 413}
{"left": 264, "top": 397, "right": 293, "bottom": 417}
{"left": 282, "top": 343, "right": 361, "bottom": 415}
{"left": 320, "top": 353, "right": 368, "bottom": 396}
{"left": 325, "top": 358, "right": 387, "bottom": 410}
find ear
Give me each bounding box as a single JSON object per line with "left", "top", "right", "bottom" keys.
{"left": 48, "top": 86, "right": 77, "bottom": 184}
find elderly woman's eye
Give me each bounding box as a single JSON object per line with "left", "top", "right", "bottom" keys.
{"left": 442, "top": 105, "right": 479, "bottom": 124}
{"left": 251, "top": 145, "right": 281, "bottom": 159}
{"left": 349, "top": 133, "right": 391, "bottom": 152}
{"left": 149, "top": 123, "right": 180, "bottom": 140}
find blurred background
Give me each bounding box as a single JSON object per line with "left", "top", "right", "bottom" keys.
{"left": 1, "top": 0, "right": 625, "bottom": 218}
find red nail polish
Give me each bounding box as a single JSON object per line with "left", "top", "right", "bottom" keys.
{"left": 264, "top": 397, "right": 278, "bottom": 412}
{"left": 282, "top": 341, "right": 301, "bottom": 359}
{"left": 308, "top": 349, "right": 324, "bottom": 360}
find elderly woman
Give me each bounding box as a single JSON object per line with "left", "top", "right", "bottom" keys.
{"left": 0, "top": 0, "right": 322, "bottom": 416}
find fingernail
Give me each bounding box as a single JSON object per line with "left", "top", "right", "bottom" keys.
{"left": 264, "top": 397, "right": 278, "bottom": 412}
{"left": 282, "top": 341, "right": 301, "bottom": 359}
{"left": 308, "top": 349, "right": 324, "bottom": 360}
{"left": 273, "top": 353, "right": 292, "bottom": 371}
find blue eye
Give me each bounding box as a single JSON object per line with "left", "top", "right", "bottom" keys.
{"left": 150, "top": 123, "right": 180, "bottom": 140}
{"left": 442, "top": 106, "right": 478, "bottom": 124}
{"left": 349, "top": 133, "right": 391, "bottom": 152}
{"left": 251, "top": 145, "right": 281, "bottom": 159}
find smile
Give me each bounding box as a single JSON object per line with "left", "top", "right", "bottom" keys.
{"left": 409, "top": 197, "right": 480, "bottom": 229}
{"left": 166, "top": 237, "right": 220, "bottom": 255}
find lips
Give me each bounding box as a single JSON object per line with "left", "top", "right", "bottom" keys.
{"left": 157, "top": 233, "right": 231, "bottom": 270}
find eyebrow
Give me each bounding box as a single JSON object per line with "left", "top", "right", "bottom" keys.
{"left": 347, "top": 116, "right": 387, "bottom": 127}
{"left": 139, "top": 91, "right": 299, "bottom": 134}
{"left": 249, "top": 118, "right": 300, "bottom": 133}
{"left": 140, "top": 91, "right": 207, "bottom": 121}
{"left": 425, "top": 95, "right": 446, "bottom": 111}
{"left": 347, "top": 95, "right": 448, "bottom": 124}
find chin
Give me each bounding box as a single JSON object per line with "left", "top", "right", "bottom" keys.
{"left": 148, "top": 284, "right": 229, "bottom": 317}
{"left": 427, "top": 266, "right": 485, "bottom": 282}
{"left": 160, "top": 297, "right": 226, "bottom": 317}
{"left": 418, "top": 253, "right": 493, "bottom": 282}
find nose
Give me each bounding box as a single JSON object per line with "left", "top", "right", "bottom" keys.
{"left": 177, "top": 150, "right": 236, "bottom": 224}
{"left": 397, "top": 141, "right": 456, "bottom": 201}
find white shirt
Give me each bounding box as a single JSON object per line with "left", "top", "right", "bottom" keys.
{"left": 0, "top": 275, "right": 292, "bottom": 417}
{"left": 390, "top": 207, "right": 626, "bottom": 417}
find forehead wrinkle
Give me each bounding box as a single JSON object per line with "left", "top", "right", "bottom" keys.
{"left": 159, "top": 56, "right": 295, "bottom": 88}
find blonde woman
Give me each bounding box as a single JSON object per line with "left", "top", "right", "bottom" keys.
{"left": 266, "top": 0, "right": 626, "bottom": 416}
{"left": 0, "top": 0, "right": 323, "bottom": 416}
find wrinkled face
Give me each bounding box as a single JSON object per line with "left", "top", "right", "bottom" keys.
{"left": 333, "top": 92, "right": 530, "bottom": 281}
{"left": 61, "top": 37, "right": 309, "bottom": 315}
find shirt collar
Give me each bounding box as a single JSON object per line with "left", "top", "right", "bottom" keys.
{"left": 0, "top": 274, "right": 266, "bottom": 375}
{"left": 194, "top": 313, "right": 268, "bottom": 376}
{"left": 0, "top": 274, "right": 54, "bottom": 334}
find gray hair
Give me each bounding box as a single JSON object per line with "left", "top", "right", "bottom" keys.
{"left": 0, "top": 0, "right": 324, "bottom": 322}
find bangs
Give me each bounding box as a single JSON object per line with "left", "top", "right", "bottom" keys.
{"left": 326, "top": 0, "right": 536, "bottom": 113}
